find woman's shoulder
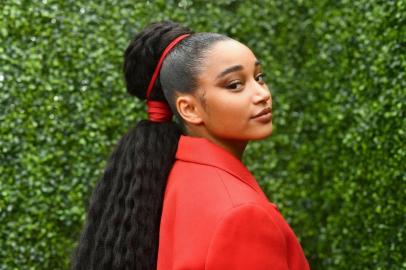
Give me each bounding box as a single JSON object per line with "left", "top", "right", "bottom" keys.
{"left": 165, "top": 160, "right": 233, "bottom": 207}
{"left": 164, "top": 160, "right": 269, "bottom": 215}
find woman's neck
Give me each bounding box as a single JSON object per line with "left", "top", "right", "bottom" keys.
{"left": 186, "top": 129, "right": 248, "bottom": 161}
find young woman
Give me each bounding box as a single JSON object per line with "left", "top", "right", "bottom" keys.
{"left": 70, "top": 21, "right": 310, "bottom": 270}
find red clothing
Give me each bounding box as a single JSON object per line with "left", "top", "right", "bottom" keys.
{"left": 157, "top": 135, "right": 310, "bottom": 270}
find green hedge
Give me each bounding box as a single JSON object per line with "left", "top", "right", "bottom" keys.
{"left": 1, "top": 0, "right": 404, "bottom": 269}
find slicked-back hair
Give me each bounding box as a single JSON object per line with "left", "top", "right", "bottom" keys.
{"left": 70, "top": 21, "right": 230, "bottom": 270}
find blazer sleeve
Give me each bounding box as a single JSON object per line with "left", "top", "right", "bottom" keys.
{"left": 205, "top": 203, "right": 289, "bottom": 270}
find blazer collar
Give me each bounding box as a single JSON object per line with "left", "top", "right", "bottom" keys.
{"left": 175, "top": 134, "right": 266, "bottom": 196}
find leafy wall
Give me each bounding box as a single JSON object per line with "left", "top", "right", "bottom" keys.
{"left": 1, "top": 0, "right": 405, "bottom": 269}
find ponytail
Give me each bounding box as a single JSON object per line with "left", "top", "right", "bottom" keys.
{"left": 71, "top": 120, "right": 181, "bottom": 269}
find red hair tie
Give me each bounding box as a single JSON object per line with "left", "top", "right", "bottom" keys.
{"left": 146, "top": 34, "right": 190, "bottom": 122}
{"left": 146, "top": 100, "right": 173, "bottom": 122}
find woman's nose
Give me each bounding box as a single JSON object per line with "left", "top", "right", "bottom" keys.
{"left": 253, "top": 83, "right": 271, "bottom": 105}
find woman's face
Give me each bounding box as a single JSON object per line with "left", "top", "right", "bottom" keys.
{"left": 195, "top": 39, "right": 272, "bottom": 142}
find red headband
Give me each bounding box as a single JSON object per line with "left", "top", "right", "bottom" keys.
{"left": 145, "top": 33, "right": 190, "bottom": 122}
{"left": 146, "top": 33, "right": 191, "bottom": 100}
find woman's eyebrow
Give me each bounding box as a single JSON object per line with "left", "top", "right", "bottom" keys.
{"left": 216, "top": 59, "right": 261, "bottom": 79}
{"left": 216, "top": 65, "right": 243, "bottom": 79}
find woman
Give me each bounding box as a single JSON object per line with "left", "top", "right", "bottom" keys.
{"left": 70, "top": 21, "right": 310, "bottom": 270}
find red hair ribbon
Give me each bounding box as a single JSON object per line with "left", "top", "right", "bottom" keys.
{"left": 145, "top": 33, "right": 190, "bottom": 122}
{"left": 146, "top": 100, "right": 173, "bottom": 122}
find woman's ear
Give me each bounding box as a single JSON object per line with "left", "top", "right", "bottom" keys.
{"left": 176, "top": 94, "right": 204, "bottom": 125}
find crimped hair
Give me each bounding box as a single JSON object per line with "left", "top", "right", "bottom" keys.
{"left": 70, "top": 21, "right": 230, "bottom": 270}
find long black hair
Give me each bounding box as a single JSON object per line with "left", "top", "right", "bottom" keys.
{"left": 70, "top": 21, "right": 230, "bottom": 270}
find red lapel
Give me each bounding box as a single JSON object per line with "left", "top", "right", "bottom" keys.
{"left": 175, "top": 135, "right": 266, "bottom": 197}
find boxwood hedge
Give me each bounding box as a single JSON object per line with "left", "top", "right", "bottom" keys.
{"left": 1, "top": 0, "right": 404, "bottom": 269}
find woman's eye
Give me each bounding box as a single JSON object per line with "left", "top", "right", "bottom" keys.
{"left": 226, "top": 81, "right": 243, "bottom": 90}
{"left": 256, "top": 73, "right": 266, "bottom": 83}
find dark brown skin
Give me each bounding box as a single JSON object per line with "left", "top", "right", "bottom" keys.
{"left": 175, "top": 39, "right": 272, "bottom": 161}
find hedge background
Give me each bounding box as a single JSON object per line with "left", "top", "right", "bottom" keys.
{"left": 1, "top": 0, "right": 405, "bottom": 269}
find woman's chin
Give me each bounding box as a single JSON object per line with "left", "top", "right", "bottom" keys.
{"left": 249, "top": 126, "right": 273, "bottom": 141}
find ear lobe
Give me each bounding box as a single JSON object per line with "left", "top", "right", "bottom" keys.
{"left": 176, "top": 95, "right": 204, "bottom": 125}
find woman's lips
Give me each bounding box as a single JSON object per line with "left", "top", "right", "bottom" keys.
{"left": 252, "top": 111, "right": 272, "bottom": 123}
{"left": 252, "top": 107, "right": 272, "bottom": 119}
{"left": 251, "top": 107, "right": 272, "bottom": 123}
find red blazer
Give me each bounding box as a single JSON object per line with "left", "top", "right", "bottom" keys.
{"left": 157, "top": 135, "right": 310, "bottom": 270}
